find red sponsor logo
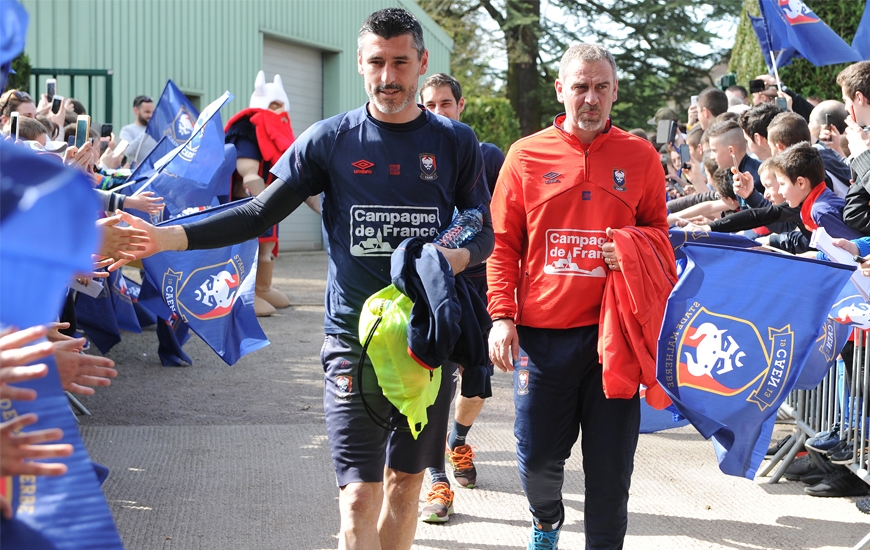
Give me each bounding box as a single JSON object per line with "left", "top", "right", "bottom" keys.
{"left": 390, "top": 164, "right": 400, "bottom": 175}
{"left": 352, "top": 159, "right": 374, "bottom": 174}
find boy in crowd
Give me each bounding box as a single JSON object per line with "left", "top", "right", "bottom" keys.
{"left": 770, "top": 142, "right": 860, "bottom": 242}
{"left": 690, "top": 87, "right": 728, "bottom": 130}
{"left": 706, "top": 120, "right": 762, "bottom": 194}
{"left": 738, "top": 102, "right": 783, "bottom": 163}
{"left": 768, "top": 111, "right": 851, "bottom": 200}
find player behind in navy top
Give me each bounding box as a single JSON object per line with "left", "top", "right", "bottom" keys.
{"left": 118, "top": 8, "right": 493, "bottom": 550}
{"left": 418, "top": 72, "right": 504, "bottom": 525}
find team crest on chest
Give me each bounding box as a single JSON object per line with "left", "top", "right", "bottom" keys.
{"left": 419, "top": 154, "right": 438, "bottom": 181}
{"left": 612, "top": 169, "right": 626, "bottom": 192}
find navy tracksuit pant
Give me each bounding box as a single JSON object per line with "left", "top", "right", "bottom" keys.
{"left": 514, "top": 325, "right": 640, "bottom": 550}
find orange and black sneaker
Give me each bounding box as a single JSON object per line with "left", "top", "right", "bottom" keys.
{"left": 420, "top": 482, "right": 454, "bottom": 523}
{"left": 447, "top": 444, "right": 477, "bottom": 488}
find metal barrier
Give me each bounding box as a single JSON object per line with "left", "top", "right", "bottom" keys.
{"left": 760, "top": 330, "right": 870, "bottom": 549}
{"left": 30, "top": 68, "right": 114, "bottom": 123}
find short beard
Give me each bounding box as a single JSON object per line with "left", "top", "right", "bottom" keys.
{"left": 137, "top": 115, "right": 149, "bottom": 126}
{"left": 575, "top": 107, "right": 604, "bottom": 132}
{"left": 368, "top": 83, "right": 417, "bottom": 115}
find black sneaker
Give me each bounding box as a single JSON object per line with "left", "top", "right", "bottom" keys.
{"left": 857, "top": 496, "right": 870, "bottom": 515}
{"left": 830, "top": 441, "right": 868, "bottom": 465}
{"left": 826, "top": 439, "right": 849, "bottom": 457}
{"left": 766, "top": 436, "right": 791, "bottom": 457}
{"left": 805, "top": 467, "right": 870, "bottom": 497}
{"left": 783, "top": 455, "right": 814, "bottom": 480}
{"left": 800, "top": 467, "right": 829, "bottom": 485}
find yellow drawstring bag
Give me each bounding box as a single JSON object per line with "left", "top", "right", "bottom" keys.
{"left": 358, "top": 284, "right": 441, "bottom": 439}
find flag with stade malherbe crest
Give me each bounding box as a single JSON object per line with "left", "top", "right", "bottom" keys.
{"left": 138, "top": 199, "right": 269, "bottom": 365}
{"left": 146, "top": 79, "right": 201, "bottom": 147}
{"left": 657, "top": 242, "right": 853, "bottom": 479}
{"left": 751, "top": 0, "right": 861, "bottom": 69}
{"left": 134, "top": 92, "right": 236, "bottom": 220}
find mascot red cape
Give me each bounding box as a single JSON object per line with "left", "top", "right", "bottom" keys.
{"left": 225, "top": 70, "right": 295, "bottom": 316}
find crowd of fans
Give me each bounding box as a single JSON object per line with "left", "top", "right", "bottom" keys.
{"left": 0, "top": 85, "right": 163, "bottom": 517}
{"left": 637, "top": 62, "right": 870, "bottom": 504}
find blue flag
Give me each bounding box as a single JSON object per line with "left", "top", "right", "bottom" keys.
{"left": 853, "top": 1, "right": 870, "bottom": 60}
{"left": 657, "top": 243, "right": 853, "bottom": 478}
{"left": 146, "top": 80, "right": 200, "bottom": 146}
{"left": 0, "top": 143, "right": 99, "bottom": 324}
{"left": 74, "top": 270, "right": 141, "bottom": 353}
{"left": 669, "top": 229, "right": 759, "bottom": 277}
{"left": 639, "top": 387, "right": 689, "bottom": 434}
{"left": 74, "top": 283, "right": 121, "bottom": 354}
{"left": 123, "top": 274, "right": 157, "bottom": 327}
{"left": 0, "top": 141, "right": 123, "bottom": 549}
{"left": 755, "top": 0, "right": 861, "bottom": 68}
{"left": 109, "top": 269, "right": 141, "bottom": 333}
{"left": 794, "top": 317, "right": 851, "bottom": 391}
{"left": 829, "top": 279, "right": 870, "bottom": 330}
{"left": 139, "top": 275, "right": 194, "bottom": 366}
{"left": 156, "top": 313, "right": 194, "bottom": 366}
{"left": 137, "top": 92, "right": 234, "bottom": 219}
{"left": 749, "top": 14, "right": 797, "bottom": 69}
{"left": 138, "top": 199, "right": 269, "bottom": 365}
{"left": 124, "top": 135, "right": 176, "bottom": 185}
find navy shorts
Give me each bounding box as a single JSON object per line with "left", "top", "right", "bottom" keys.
{"left": 321, "top": 333, "right": 457, "bottom": 487}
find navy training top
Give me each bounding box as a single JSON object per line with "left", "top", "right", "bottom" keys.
{"left": 270, "top": 104, "right": 491, "bottom": 336}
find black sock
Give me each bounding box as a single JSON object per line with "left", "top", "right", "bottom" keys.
{"left": 449, "top": 421, "right": 472, "bottom": 450}
{"left": 428, "top": 468, "right": 450, "bottom": 486}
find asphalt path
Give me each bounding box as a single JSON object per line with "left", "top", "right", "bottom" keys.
{"left": 77, "top": 251, "right": 870, "bottom": 549}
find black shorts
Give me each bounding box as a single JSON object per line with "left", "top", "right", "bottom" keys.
{"left": 321, "top": 333, "right": 457, "bottom": 486}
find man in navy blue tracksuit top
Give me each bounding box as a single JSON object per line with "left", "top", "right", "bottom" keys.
{"left": 119, "top": 9, "right": 493, "bottom": 550}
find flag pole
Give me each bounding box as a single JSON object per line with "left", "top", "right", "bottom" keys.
{"left": 770, "top": 51, "right": 783, "bottom": 92}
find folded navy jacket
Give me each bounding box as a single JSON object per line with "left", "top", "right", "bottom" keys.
{"left": 391, "top": 237, "right": 492, "bottom": 398}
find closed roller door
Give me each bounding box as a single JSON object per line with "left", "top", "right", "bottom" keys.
{"left": 262, "top": 36, "right": 324, "bottom": 251}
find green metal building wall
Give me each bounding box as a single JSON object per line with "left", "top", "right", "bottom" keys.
{"left": 21, "top": 0, "right": 452, "bottom": 128}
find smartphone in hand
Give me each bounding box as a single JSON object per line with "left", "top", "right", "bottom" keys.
{"left": 656, "top": 119, "right": 677, "bottom": 144}
{"left": 10, "top": 111, "right": 19, "bottom": 141}
{"left": 51, "top": 94, "right": 64, "bottom": 115}
{"left": 46, "top": 78, "right": 57, "bottom": 101}
{"left": 99, "top": 123, "right": 113, "bottom": 152}
{"left": 74, "top": 114, "right": 91, "bottom": 149}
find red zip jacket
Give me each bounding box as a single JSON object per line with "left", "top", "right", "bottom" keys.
{"left": 598, "top": 226, "right": 677, "bottom": 409}
{"left": 487, "top": 115, "right": 668, "bottom": 329}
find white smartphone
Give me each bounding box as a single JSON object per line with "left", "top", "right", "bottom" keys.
{"left": 51, "top": 94, "right": 64, "bottom": 115}
{"left": 74, "top": 114, "right": 91, "bottom": 149}
{"left": 690, "top": 95, "right": 698, "bottom": 107}
{"left": 46, "top": 78, "right": 57, "bottom": 100}
{"left": 112, "top": 138, "right": 129, "bottom": 157}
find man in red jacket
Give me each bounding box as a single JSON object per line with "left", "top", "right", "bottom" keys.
{"left": 487, "top": 43, "right": 669, "bottom": 550}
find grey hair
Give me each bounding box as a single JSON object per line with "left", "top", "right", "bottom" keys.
{"left": 559, "top": 43, "right": 618, "bottom": 81}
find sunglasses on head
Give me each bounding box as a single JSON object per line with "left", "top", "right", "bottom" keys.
{"left": 133, "top": 96, "right": 153, "bottom": 107}
{"left": 0, "top": 90, "right": 33, "bottom": 112}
